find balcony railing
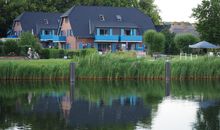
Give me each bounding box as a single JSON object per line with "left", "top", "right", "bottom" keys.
{"left": 94, "top": 35, "right": 119, "bottom": 42}
{"left": 40, "top": 35, "right": 66, "bottom": 42}
{"left": 120, "top": 35, "right": 142, "bottom": 42}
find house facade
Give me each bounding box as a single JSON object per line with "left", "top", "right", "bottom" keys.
{"left": 58, "top": 6, "right": 156, "bottom": 52}
{"left": 12, "top": 12, "right": 66, "bottom": 48}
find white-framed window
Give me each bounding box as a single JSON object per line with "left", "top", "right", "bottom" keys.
{"left": 100, "top": 29, "right": 108, "bottom": 35}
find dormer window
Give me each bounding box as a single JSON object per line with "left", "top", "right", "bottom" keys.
{"left": 99, "top": 14, "right": 105, "bottom": 21}
{"left": 116, "top": 15, "right": 122, "bottom": 21}
{"left": 44, "top": 19, "right": 48, "bottom": 24}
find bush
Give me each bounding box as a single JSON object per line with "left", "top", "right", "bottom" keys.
{"left": 48, "top": 49, "right": 66, "bottom": 58}
{"left": 39, "top": 49, "right": 66, "bottom": 59}
{"left": 0, "top": 41, "right": 4, "bottom": 56}
{"left": 3, "top": 40, "right": 19, "bottom": 56}
{"left": 174, "top": 33, "right": 200, "bottom": 53}
{"left": 143, "top": 30, "right": 165, "bottom": 54}
{"left": 18, "top": 32, "right": 42, "bottom": 53}
{"left": 18, "top": 45, "right": 30, "bottom": 56}
{"left": 58, "top": 49, "right": 65, "bottom": 58}
{"left": 66, "top": 50, "right": 80, "bottom": 58}
{"left": 80, "top": 48, "right": 97, "bottom": 57}
{"left": 40, "top": 49, "right": 50, "bottom": 59}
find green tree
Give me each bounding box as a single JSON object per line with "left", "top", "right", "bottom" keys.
{"left": 18, "top": 32, "right": 42, "bottom": 52}
{"left": 161, "top": 29, "right": 178, "bottom": 55}
{"left": 192, "top": 0, "right": 220, "bottom": 44}
{"left": 174, "top": 33, "right": 200, "bottom": 53}
{"left": 144, "top": 30, "right": 165, "bottom": 54}
{"left": 137, "top": 0, "right": 161, "bottom": 24}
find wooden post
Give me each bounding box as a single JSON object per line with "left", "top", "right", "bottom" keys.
{"left": 70, "top": 63, "right": 75, "bottom": 85}
{"left": 165, "top": 60, "right": 171, "bottom": 81}
{"left": 165, "top": 60, "right": 171, "bottom": 96}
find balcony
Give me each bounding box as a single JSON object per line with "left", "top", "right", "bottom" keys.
{"left": 40, "top": 35, "right": 66, "bottom": 42}
{"left": 120, "top": 35, "right": 142, "bottom": 42}
{"left": 94, "top": 35, "right": 119, "bottom": 42}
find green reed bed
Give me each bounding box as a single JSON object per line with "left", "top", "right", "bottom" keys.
{"left": 171, "top": 57, "right": 220, "bottom": 80}
{"left": 0, "top": 59, "right": 70, "bottom": 80}
{"left": 76, "top": 53, "right": 165, "bottom": 80}
{"left": 0, "top": 54, "right": 220, "bottom": 80}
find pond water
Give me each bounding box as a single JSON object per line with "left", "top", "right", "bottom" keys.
{"left": 0, "top": 81, "right": 220, "bottom": 130}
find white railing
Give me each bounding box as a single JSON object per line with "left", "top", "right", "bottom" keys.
{"left": 180, "top": 53, "right": 198, "bottom": 60}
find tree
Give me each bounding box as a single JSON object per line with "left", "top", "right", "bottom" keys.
{"left": 192, "top": 0, "right": 220, "bottom": 44}
{"left": 161, "top": 29, "right": 178, "bottom": 55}
{"left": 174, "top": 33, "right": 200, "bottom": 53}
{"left": 143, "top": 30, "right": 165, "bottom": 54}
{"left": 18, "top": 32, "right": 42, "bottom": 52}
{"left": 137, "top": 0, "right": 161, "bottom": 25}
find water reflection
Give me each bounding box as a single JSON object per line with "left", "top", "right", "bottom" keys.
{"left": 0, "top": 81, "right": 220, "bottom": 130}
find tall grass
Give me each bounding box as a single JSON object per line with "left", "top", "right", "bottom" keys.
{"left": 76, "top": 53, "right": 165, "bottom": 80}
{"left": 0, "top": 53, "right": 220, "bottom": 80}
{"left": 0, "top": 59, "right": 70, "bottom": 80}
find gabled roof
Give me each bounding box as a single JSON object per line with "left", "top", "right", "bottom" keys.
{"left": 14, "top": 12, "right": 62, "bottom": 35}
{"left": 62, "top": 6, "right": 155, "bottom": 38}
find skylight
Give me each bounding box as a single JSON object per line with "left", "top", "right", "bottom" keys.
{"left": 99, "top": 14, "right": 105, "bottom": 21}
{"left": 116, "top": 15, "right": 122, "bottom": 21}
{"left": 44, "top": 19, "right": 48, "bottom": 24}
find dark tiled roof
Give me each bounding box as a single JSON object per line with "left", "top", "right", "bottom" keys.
{"left": 63, "top": 6, "right": 155, "bottom": 38}
{"left": 14, "top": 12, "right": 62, "bottom": 35}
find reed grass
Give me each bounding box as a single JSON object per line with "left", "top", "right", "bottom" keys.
{"left": 0, "top": 53, "right": 220, "bottom": 80}
{"left": 0, "top": 59, "right": 70, "bottom": 80}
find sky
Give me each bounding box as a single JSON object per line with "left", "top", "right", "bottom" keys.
{"left": 154, "top": 0, "right": 202, "bottom": 23}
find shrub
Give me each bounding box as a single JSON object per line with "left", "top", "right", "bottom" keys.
{"left": 40, "top": 49, "right": 50, "bottom": 59}
{"left": 39, "top": 49, "right": 66, "bottom": 59}
{"left": 0, "top": 41, "right": 4, "bottom": 56}
{"left": 143, "top": 30, "right": 165, "bottom": 54}
{"left": 3, "top": 40, "right": 19, "bottom": 55}
{"left": 66, "top": 50, "right": 80, "bottom": 58}
{"left": 174, "top": 33, "right": 200, "bottom": 53}
{"left": 58, "top": 49, "right": 65, "bottom": 58}
{"left": 18, "top": 45, "right": 30, "bottom": 56}
{"left": 18, "top": 32, "right": 42, "bottom": 52}
{"left": 80, "top": 48, "right": 97, "bottom": 57}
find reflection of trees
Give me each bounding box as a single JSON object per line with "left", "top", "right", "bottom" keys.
{"left": 194, "top": 101, "right": 220, "bottom": 130}
{"left": 1, "top": 80, "right": 220, "bottom": 130}
{"left": 172, "top": 81, "right": 220, "bottom": 100}
{"left": 74, "top": 80, "right": 165, "bottom": 106}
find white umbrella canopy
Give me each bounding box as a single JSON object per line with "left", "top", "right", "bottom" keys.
{"left": 189, "top": 41, "right": 220, "bottom": 49}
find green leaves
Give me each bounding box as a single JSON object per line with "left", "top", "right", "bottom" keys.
{"left": 192, "top": 0, "right": 220, "bottom": 44}
{"left": 143, "top": 30, "right": 165, "bottom": 54}
{"left": 174, "top": 33, "right": 200, "bottom": 53}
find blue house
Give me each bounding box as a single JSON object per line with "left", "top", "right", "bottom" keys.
{"left": 58, "top": 6, "right": 156, "bottom": 52}
{"left": 12, "top": 12, "right": 66, "bottom": 48}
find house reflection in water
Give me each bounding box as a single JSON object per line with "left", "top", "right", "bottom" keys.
{"left": 27, "top": 92, "right": 150, "bottom": 128}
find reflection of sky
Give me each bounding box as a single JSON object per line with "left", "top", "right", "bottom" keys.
{"left": 150, "top": 98, "right": 199, "bottom": 130}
